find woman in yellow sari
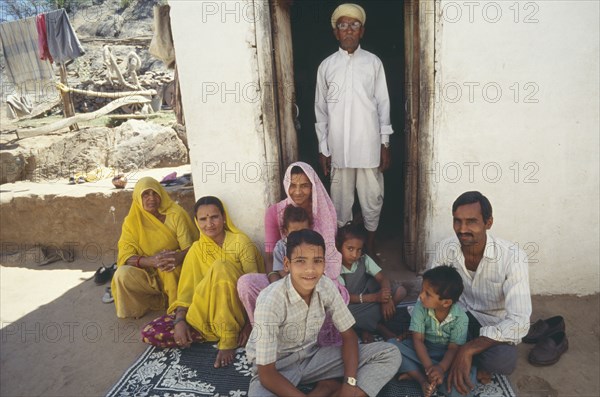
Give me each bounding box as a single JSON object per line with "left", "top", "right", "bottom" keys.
{"left": 142, "top": 196, "right": 264, "bottom": 368}
{"left": 112, "top": 177, "right": 198, "bottom": 318}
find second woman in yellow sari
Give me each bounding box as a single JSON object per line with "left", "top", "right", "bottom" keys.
{"left": 167, "top": 196, "right": 263, "bottom": 368}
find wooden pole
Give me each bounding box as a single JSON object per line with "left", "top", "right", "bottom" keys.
{"left": 174, "top": 64, "right": 185, "bottom": 125}
{"left": 16, "top": 95, "right": 151, "bottom": 139}
{"left": 55, "top": 83, "right": 156, "bottom": 98}
{"left": 58, "top": 63, "right": 79, "bottom": 131}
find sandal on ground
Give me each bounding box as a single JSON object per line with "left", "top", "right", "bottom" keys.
{"left": 102, "top": 287, "right": 114, "bottom": 304}
{"left": 38, "top": 246, "right": 75, "bottom": 266}
{"left": 94, "top": 264, "right": 115, "bottom": 285}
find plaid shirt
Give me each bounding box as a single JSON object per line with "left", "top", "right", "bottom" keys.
{"left": 245, "top": 275, "right": 355, "bottom": 366}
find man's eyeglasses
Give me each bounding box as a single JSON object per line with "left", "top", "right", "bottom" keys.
{"left": 336, "top": 21, "right": 362, "bottom": 31}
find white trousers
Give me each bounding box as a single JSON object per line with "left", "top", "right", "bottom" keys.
{"left": 330, "top": 167, "right": 384, "bottom": 232}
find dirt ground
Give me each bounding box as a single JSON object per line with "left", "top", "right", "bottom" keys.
{"left": 0, "top": 170, "right": 598, "bottom": 396}
{"left": 0, "top": 252, "right": 598, "bottom": 397}
{"left": 0, "top": 166, "right": 196, "bottom": 263}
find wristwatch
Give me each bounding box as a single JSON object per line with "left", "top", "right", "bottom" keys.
{"left": 344, "top": 376, "right": 357, "bottom": 386}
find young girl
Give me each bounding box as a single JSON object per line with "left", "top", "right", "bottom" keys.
{"left": 267, "top": 204, "right": 311, "bottom": 283}
{"left": 336, "top": 224, "right": 407, "bottom": 342}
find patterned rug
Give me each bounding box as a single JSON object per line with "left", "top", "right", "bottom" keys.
{"left": 106, "top": 343, "right": 516, "bottom": 397}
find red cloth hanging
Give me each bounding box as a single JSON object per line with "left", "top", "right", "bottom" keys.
{"left": 35, "top": 14, "right": 53, "bottom": 63}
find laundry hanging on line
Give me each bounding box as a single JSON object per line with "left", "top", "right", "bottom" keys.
{"left": 0, "top": 16, "right": 55, "bottom": 85}
{"left": 0, "top": 8, "right": 84, "bottom": 86}
{"left": 35, "top": 13, "right": 53, "bottom": 63}
{"left": 43, "top": 9, "right": 85, "bottom": 64}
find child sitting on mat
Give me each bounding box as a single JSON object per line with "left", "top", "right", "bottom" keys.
{"left": 388, "top": 265, "right": 476, "bottom": 397}
{"left": 336, "top": 224, "right": 407, "bottom": 342}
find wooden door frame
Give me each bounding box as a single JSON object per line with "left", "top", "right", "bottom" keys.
{"left": 256, "top": 0, "right": 436, "bottom": 271}
{"left": 404, "top": 0, "right": 436, "bottom": 272}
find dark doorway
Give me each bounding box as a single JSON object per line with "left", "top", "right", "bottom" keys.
{"left": 290, "top": 1, "right": 406, "bottom": 240}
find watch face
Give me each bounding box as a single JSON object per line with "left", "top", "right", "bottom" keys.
{"left": 345, "top": 377, "right": 357, "bottom": 386}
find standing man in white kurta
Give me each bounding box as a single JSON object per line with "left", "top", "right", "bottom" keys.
{"left": 315, "top": 3, "right": 393, "bottom": 254}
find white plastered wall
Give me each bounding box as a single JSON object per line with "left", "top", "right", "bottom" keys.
{"left": 169, "top": 0, "right": 276, "bottom": 248}
{"left": 425, "top": 1, "right": 599, "bottom": 295}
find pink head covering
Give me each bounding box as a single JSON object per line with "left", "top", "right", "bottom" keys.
{"left": 276, "top": 162, "right": 342, "bottom": 281}
{"left": 275, "top": 162, "right": 350, "bottom": 345}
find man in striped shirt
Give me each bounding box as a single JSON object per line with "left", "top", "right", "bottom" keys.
{"left": 429, "top": 191, "right": 532, "bottom": 395}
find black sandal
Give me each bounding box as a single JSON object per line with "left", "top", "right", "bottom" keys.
{"left": 94, "top": 263, "right": 116, "bottom": 285}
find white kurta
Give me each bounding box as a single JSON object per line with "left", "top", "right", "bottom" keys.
{"left": 314, "top": 46, "right": 393, "bottom": 169}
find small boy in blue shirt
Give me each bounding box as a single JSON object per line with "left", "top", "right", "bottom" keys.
{"left": 389, "top": 265, "right": 476, "bottom": 397}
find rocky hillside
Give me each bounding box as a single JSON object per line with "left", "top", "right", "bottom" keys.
{"left": 0, "top": 0, "right": 190, "bottom": 185}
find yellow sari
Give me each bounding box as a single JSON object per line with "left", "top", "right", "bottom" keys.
{"left": 112, "top": 177, "right": 198, "bottom": 318}
{"left": 169, "top": 204, "right": 264, "bottom": 350}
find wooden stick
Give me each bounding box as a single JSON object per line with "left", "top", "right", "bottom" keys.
{"left": 55, "top": 82, "right": 156, "bottom": 98}
{"left": 104, "top": 45, "right": 139, "bottom": 90}
{"left": 58, "top": 63, "right": 79, "bottom": 131}
{"left": 15, "top": 95, "right": 151, "bottom": 140}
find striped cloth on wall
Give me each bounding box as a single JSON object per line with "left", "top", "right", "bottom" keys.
{"left": 0, "top": 16, "right": 55, "bottom": 85}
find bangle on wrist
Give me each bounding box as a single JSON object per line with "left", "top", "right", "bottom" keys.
{"left": 135, "top": 256, "right": 142, "bottom": 268}
{"left": 359, "top": 293, "right": 363, "bottom": 304}
{"left": 267, "top": 271, "right": 280, "bottom": 278}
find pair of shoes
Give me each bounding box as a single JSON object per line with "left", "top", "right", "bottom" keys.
{"left": 523, "top": 315, "right": 565, "bottom": 343}
{"left": 94, "top": 263, "right": 116, "bottom": 285}
{"left": 102, "top": 286, "right": 114, "bottom": 304}
{"left": 528, "top": 331, "right": 568, "bottom": 366}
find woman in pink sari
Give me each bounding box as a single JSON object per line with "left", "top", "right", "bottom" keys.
{"left": 237, "top": 162, "right": 349, "bottom": 345}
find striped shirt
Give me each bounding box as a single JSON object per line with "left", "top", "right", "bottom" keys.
{"left": 245, "top": 275, "right": 355, "bottom": 366}
{"left": 429, "top": 233, "right": 532, "bottom": 344}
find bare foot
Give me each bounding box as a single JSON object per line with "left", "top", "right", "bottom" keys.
{"left": 214, "top": 348, "right": 235, "bottom": 368}
{"left": 307, "top": 379, "right": 341, "bottom": 397}
{"left": 361, "top": 330, "right": 375, "bottom": 344}
{"left": 392, "top": 331, "right": 411, "bottom": 343}
{"left": 237, "top": 322, "right": 252, "bottom": 347}
{"left": 376, "top": 323, "right": 396, "bottom": 340}
{"left": 393, "top": 284, "right": 408, "bottom": 304}
{"left": 477, "top": 368, "right": 492, "bottom": 384}
{"left": 420, "top": 380, "right": 436, "bottom": 397}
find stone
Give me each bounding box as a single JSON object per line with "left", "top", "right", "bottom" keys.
{"left": 1, "top": 120, "right": 187, "bottom": 183}
{"left": 109, "top": 119, "right": 187, "bottom": 172}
